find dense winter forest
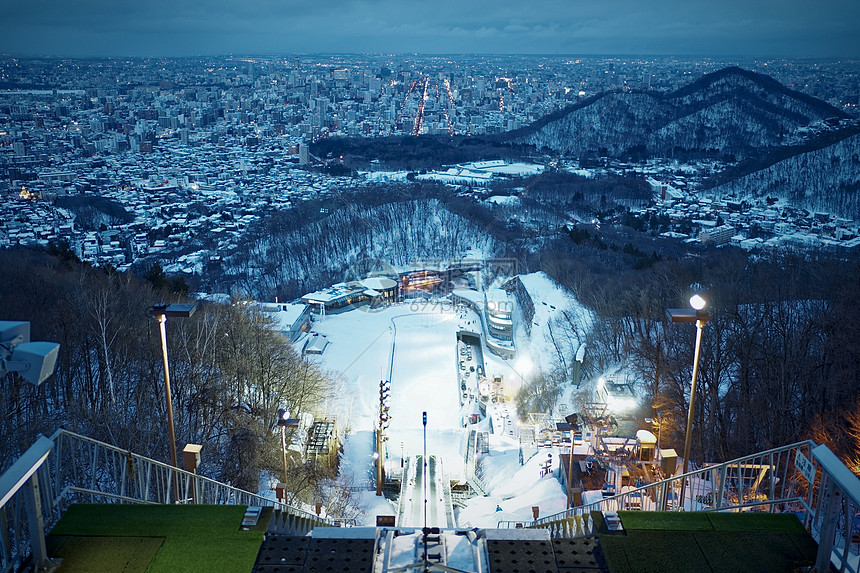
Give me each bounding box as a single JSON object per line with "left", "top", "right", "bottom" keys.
{"left": 218, "top": 194, "right": 501, "bottom": 301}
{"left": 0, "top": 249, "right": 360, "bottom": 518}
{"left": 2, "top": 175, "right": 860, "bottom": 492}
{"left": 196, "top": 176, "right": 652, "bottom": 301}
{"left": 708, "top": 132, "right": 860, "bottom": 217}
{"left": 510, "top": 67, "right": 849, "bottom": 160}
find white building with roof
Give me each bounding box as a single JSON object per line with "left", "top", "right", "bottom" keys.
{"left": 256, "top": 302, "right": 312, "bottom": 342}
{"left": 451, "top": 288, "right": 516, "bottom": 359}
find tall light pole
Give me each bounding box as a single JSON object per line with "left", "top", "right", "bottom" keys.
{"left": 277, "top": 408, "right": 290, "bottom": 484}
{"left": 276, "top": 408, "right": 299, "bottom": 502}
{"left": 667, "top": 293, "right": 711, "bottom": 510}
{"left": 564, "top": 413, "right": 578, "bottom": 509}
{"left": 148, "top": 302, "right": 196, "bottom": 503}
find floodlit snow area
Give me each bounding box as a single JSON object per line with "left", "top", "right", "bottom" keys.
{"left": 514, "top": 272, "right": 593, "bottom": 375}
{"left": 308, "top": 271, "right": 595, "bottom": 528}
{"left": 456, "top": 437, "right": 569, "bottom": 527}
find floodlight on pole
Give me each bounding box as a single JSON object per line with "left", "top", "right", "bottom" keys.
{"left": 148, "top": 302, "right": 196, "bottom": 503}
{"left": 690, "top": 294, "right": 707, "bottom": 311}
{"left": 667, "top": 293, "right": 711, "bottom": 510}
{"left": 376, "top": 380, "right": 391, "bottom": 496}
{"left": 275, "top": 408, "right": 299, "bottom": 501}
{"left": 277, "top": 408, "right": 290, "bottom": 485}
{"left": 0, "top": 321, "right": 60, "bottom": 386}
{"left": 565, "top": 413, "right": 578, "bottom": 509}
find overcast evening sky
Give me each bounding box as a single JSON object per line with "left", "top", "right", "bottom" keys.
{"left": 1, "top": 0, "right": 858, "bottom": 58}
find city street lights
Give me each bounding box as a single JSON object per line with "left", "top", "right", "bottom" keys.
{"left": 667, "top": 293, "right": 711, "bottom": 510}
{"left": 148, "top": 302, "right": 196, "bottom": 502}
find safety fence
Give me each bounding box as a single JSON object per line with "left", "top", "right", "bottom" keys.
{"left": 498, "top": 440, "right": 860, "bottom": 573}
{"left": 1, "top": 429, "right": 336, "bottom": 572}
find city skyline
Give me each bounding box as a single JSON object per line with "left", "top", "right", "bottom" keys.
{"left": 1, "top": 0, "right": 859, "bottom": 59}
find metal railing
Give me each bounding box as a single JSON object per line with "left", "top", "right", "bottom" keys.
{"left": 0, "top": 436, "right": 55, "bottom": 573}
{"left": 1, "top": 429, "right": 338, "bottom": 572}
{"left": 498, "top": 441, "right": 817, "bottom": 533}
{"left": 46, "top": 429, "right": 334, "bottom": 525}
{"left": 809, "top": 444, "right": 860, "bottom": 573}
{"left": 498, "top": 440, "right": 860, "bottom": 573}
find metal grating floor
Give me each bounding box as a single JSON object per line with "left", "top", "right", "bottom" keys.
{"left": 253, "top": 535, "right": 375, "bottom": 573}
{"left": 253, "top": 535, "right": 311, "bottom": 573}
{"left": 254, "top": 533, "right": 607, "bottom": 573}
{"left": 486, "top": 538, "right": 608, "bottom": 573}
{"left": 552, "top": 538, "right": 607, "bottom": 572}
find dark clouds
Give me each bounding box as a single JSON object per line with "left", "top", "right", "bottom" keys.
{"left": 1, "top": 0, "right": 858, "bottom": 57}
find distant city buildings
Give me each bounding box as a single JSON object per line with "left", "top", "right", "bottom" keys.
{"left": 0, "top": 55, "right": 858, "bottom": 271}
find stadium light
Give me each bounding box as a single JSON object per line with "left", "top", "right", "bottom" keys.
{"left": 667, "top": 292, "right": 712, "bottom": 509}
{"left": 565, "top": 413, "right": 578, "bottom": 509}
{"left": 377, "top": 380, "right": 391, "bottom": 496}
{"left": 148, "top": 302, "right": 196, "bottom": 502}
{"left": 276, "top": 408, "right": 299, "bottom": 489}
{"left": 0, "top": 321, "right": 60, "bottom": 386}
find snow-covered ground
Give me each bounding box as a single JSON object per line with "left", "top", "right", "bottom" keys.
{"left": 359, "top": 161, "right": 544, "bottom": 189}
{"left": 307, "top": 272, "right": 595, "bottom": 527}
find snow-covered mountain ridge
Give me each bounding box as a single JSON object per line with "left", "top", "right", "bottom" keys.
{"left": 510, "top": 66, "right": 851, "bottom": 161}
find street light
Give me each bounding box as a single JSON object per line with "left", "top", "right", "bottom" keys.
{"left": 0, "top": 321, "right": 60, "bottom": 386}
{"left": 667, "top": 293, "right": 712, "bottom": 510}
{"left": 148, "top": 302, "right": 196, "bottom": 503}
{"left": 564, "top": 413, "right": 578, "bottom": 509}
{"left": 277, "top": 408, "right": 290, "bottom": 484}
{"left": 276, "top": 408, "right": 299, "bottom": 500}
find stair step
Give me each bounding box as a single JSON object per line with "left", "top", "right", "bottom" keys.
{"left": 242, "top": 505, "right": 262, "bottom": 526}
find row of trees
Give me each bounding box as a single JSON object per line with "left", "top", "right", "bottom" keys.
{"left": 0, "top": 247, "right": 358, "bottom": 518}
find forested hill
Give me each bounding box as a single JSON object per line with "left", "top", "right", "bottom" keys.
{"left": 215, "top": 196, "right": 502, "bottom": 301}
{"left": 707, "top": 130, "right": 860, "bottom": 218}
{"left": 508, "top": 66, "right": 852, "bottom": 161}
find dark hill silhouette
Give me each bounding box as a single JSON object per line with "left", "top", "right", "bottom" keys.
{"left": 314, "top": 67, "right": 853, "bottom": 169}
{"left": 508, "top": 66, "right": 851, "bottom": 161}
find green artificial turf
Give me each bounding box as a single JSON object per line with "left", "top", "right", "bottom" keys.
{"left": 49, "top": 504, "right": 265, "bottom": 573}
{"left": 697, "top": 531, "right": 817, "bottom": 573}
{"left": 600, "top": 531, "right": 711, "bottom": 573}
{"left": 51, "top": 503, "right": 249, "bottom": 537}
{"left": 48, "top": 536, "right": 162, "bottom": 573}
{"left": 617, "top": 510, "right": 714, "bottom": 531}
{"left": 146, "top": 534, "right": 264, "bottom": 573}
{"left": 706, "top": 511, "right": 807, "bottom": 532}
{"left": 599, "top": 511, "right": 817, "bottom": 573}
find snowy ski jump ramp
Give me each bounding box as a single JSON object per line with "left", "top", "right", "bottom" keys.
{"left": 396, "top": 455, "right": 455, "bottom": 529}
